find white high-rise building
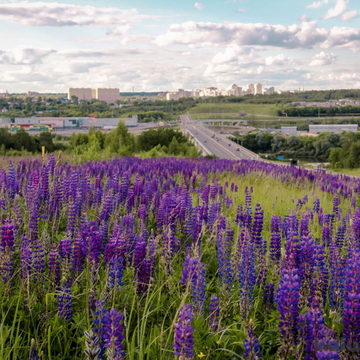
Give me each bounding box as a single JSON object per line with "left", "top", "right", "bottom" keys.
{"left": 255, "top": 83, "right": 263, "bottom": 95}
{"left": 68, "top": 88, "right": 120, "bottom": 103}
{"left": 95, "top": 88, "right": 120, "bottom": 103}
{"left": 230, "top": 84, "right": 243, "bottom": 96}
{"left": 247, "top": 83, "right": 255, "bottom": 95}
{"left": 68, "top": 88, "right": 93, "bottom": 101}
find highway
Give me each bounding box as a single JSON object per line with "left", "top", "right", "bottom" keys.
{"left": 180, "top": 115, "right": 260, "bottom": 161}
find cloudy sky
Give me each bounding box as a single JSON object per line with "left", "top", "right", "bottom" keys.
{"left": 0, "top": 0, "right": 359, "bottom": 93}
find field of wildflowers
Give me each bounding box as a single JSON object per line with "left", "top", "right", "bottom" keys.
{"left": 0, "top": 156, "right": 359, "bottom": 359}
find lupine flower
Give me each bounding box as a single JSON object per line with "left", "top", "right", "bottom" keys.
{"left": 252, "top": 204, "right": 265, "bottom": 255}
{"left": 264, "top": 283, "right": 275, "bottom": 309}
{"left": 48, "top": 244, "right": 60, "bottom": 284}
{"left": 276, "top": 253, "right": 301, "bottom": 347}
{"left": 58, "top": 284, "right": 73, "bottom": 320}
{"left": 181, "top": 255, "right": 206, "bottom": 313}
{"left": 208, "top": 295, "right": 220, "bottom": 332}
{"left": 342, "top": 250, "right": 360, "bottom": 352}
{"left": 270, "top": 216, "right": 281, "bottom": 263}
{"left": 173, "top": 304, "right": 194, "bottom": 359}
{"left": 243, "top": 326, "right": 262, "bottom": 359}
{"left": 216, "top": 226, "right": 232, "bottom": 287}
{"left": 29, "top": 338, "right": 41, "bottom": 360}
{"left": 102, "top": 308, "right": 125, "bottom": 360}
{"left": 301, "top": 295, "right": 327, "bottom": 360}
{"left": 315, "top": 328, "right": 340, "bottom": 360}
{"left": 107, "top": 256, "right": 123, "bottom": 290}
{"left": 84, "top": 330, "right": 101, "bottom": 360}
{"left": 0, "top": 220, "right": 15, "bottom": 282}
{"left": 6, "top": 161, "right": 16, "bottom": 199}
{"left": 313, "top": 198, "right": 321, "bottom": 213}
{"left": 93, "top": 299, "right": 107, "bottom": 356}
{"left": 239, "top": 231, "right": 256, "bottom": 317}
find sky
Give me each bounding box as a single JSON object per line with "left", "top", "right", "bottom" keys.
{"left": 0, "top": 0, "right": 359, "bottom": 93}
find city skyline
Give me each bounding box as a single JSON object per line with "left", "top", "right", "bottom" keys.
{"left": 0, "top": 0, "right": 359, "bottom": 92}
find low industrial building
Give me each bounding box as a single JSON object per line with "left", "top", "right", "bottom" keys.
{"left": 280, "top": 126, "right": 298, "bottom": 136}
{"left": 309, "top": 124, "right": 358, "bottom": 134}
{"left": 0, "top": 116, "right": 138, "bottom": 131}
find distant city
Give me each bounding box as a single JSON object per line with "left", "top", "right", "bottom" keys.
{"left": 165, "top": 83, "right": 275, "bottom": 101}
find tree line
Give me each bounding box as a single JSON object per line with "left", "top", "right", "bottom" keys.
{"left": 277, "top": 105, "right": 360, "bottom": 117}
{"left": 0, "top": 128, "right": 64, "bottom": 155}
{"left": 231, "top": 132, "right": 342, "bottom": 162}
{"left": 0, "top": 123, "right": 200, "bottom": 160}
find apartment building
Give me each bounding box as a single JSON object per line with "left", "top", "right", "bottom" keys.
{"left": 68, "top": 88, "right": 120, "bottom": 103}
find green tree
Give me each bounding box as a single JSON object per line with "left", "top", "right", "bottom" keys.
{"left": 106, "top": 121, "right": 136, "bottom": 155}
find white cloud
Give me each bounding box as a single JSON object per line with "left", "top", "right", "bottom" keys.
{"left": 155, "top": 20, "right": 360, "bottom": 50}
{"left": 324, "top": 0, "right": 348, "bottom": 19}
{"left": 265, "top": 54, "right": 292, "bottom": 66}
{"left": 194, "top": 2, "right": 204, "bottom": 10}
{"left": 309, "top": 51, "right": 337, "bottom": 66}
{"left": 0, "top": 48, "right": 55, "bottom": 65}
{"left": 341, "top": 10, "right": 358, "bottom": 20}
{"left": 0, "top": 2, "right": 147, "bottom": 36}
{"left": 307, "top": 0, "right": 329, "bottom": 9}
{"left": 236, "top": 8, "right": 247, "bottom": 13}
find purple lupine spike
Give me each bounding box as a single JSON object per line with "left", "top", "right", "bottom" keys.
{"left": 315, "top": 328, "right": 340, "bottom": 360}
{"left": 314, "top": 243, "right": 329, "bottom": 304}
{"left": 283, "top": 215, "right": 298, "bottom": 240}
{"left": 329, "top": 244, "right": 346, "bottom": 310}
{"left": 100, "top": 193, "right": 114, "bottom": 223}
{"left": 83, "top": 221, "right": 102, "bottom": 265}
{"left": 332, "top": 196, "right": 340, "bottom": 218}
{"left": 72, "top": 233, "right": 85, "bottom": 273}
{"left": 20, "top": 237, "right": 32, "bottom": 280}
{"left": 243, "top": 326, "right": 262, "bottom": 359}
{"left": 276, "top": 253, "right": 301, "bottom": 348}
{"left": 133, "top": 238, "right": 147, "bottom": 269}
{"left": 335, "top": 222, "right": 346, "bottom": 248}
{"left": 216, "top": 227, "right": 232, "bottom": 287}
{"left": 301, "top": 295, "right": 327, "bottom": 360}
{"left": 93, "top": 299, "right": 107, "bottom": 356}
{"left": 191, "top": 262, "right": 206, "bottom": 314}
{"left": 0, "top": 220, "right": 15, "bottom": 282}
{"left": 40, "top": 164, "right": 50, "bottom": 204}
{"left": 59, "top": 238, "right": 73, "bottom": 260}
{"left": 29, "top": 201, "right": 39, "bottom": 241}
{"left": 300, "top": 215, "right": 310, "bottom": 237}
{"left": 270, "top": 216, "right": 282, "bottom": 263}
{"left": 239, "top": 230, "right": 256, "bottom": 317}
{"left": 313, "top": 198, "right": 321, "bottom": 213}
{"left": 66, "top": 201, "right": 77, "bottom": 236}
{"left": 208, "top": 202, "right": 221, "bottom": 228}
{"left": 264, "top": 283, "right": 275, "bottom": 309}
{"left": 48, "top": 244, "right": 60, "bottom": 284}
{"left": 102, "top": 308, "right": 125, "bottom": 360}
{"left": 6, "top": 161, "right": 16, "bottom": 199}
{"left": 107, "top": 256, "right": 124, "bottom": 290}
{"left": 48, "top": 154, "right": 56, "bottom": 178}
{"left": 136, "top": 257, "right": 152, "bottom": 293}
{"left": 342, "top": 250, "right": 360, "bottom": 352}
{"left": 252, "top": 204, "right": 265, "bottom": 255}
{"left": 208, "top": 295, "right": 220, "bottom": 332}
{"left": 180, "top": 255, "right": 206, "bottom": 313}
{"left": 352, "top": 208, "right": 360, "bottom": 250}
{"left": 322, "top": 225, "right": 331, "bottom": 247}
{"left": 245, "top": 186, "right": 253, "bottom": 214}
{"left": 31, "top": 239, "right": 45, "bottom": 279}
{"left": 58, "top": 284, "right": 73, "bottom": 320}
{"left": 173, "top": 304, "right": 194, "bottom": 359}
